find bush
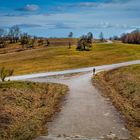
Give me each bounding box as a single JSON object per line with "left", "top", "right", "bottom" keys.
{"left": 77, "top": 33, "right": 93, "bottom": 51}
{"left": 0, "top": 39, "right": 7, "bottom": 48}
{"left": 0, "top": 67, "right": 14, "bottom": 82}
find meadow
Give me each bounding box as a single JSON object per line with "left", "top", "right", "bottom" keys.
{"left": 0, "top": 43, "right": 140, "bottom": 75}
{"left": 0, "top": 42, "right": 140, "bottom": 75}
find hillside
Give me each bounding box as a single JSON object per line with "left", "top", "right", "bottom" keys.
{"left": 94, "top": 65, "right": 140, "bottom": 139}
{"left": 0, "top": 81, "right": 68, "bottom": 140}
{"left": 0, "top": 42, "right": 140, "bottom": 75}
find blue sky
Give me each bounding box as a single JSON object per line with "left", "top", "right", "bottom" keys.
{"left": 0, "top": 0, "right": 140, "bottom": 38}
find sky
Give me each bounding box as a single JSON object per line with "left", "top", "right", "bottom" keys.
{"left": 0, "top": 0, "right": 140, "bottom": 38}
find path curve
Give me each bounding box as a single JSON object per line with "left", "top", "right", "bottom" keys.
{"left": 8, "top": 60, "right": 140, "bottom": 140}
{"left": 8, "top": 60, "right": 140, "bottom": 81}
{"left": 31, "top": 72, "right": 129, "bottom": 139}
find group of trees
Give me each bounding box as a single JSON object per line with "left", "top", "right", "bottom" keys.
{"left": 0, "top": 26, "right": 22, "bottom": 48}
{"left": 109, "top": 30, "right": 140, "bottom": 44}
{"left": 77, "top": 32, "right": 93, "bottom": 51}
{"left": 0, "top": 28, "right": 7, "bottom": 48}
{"left": 121, "top": 30, "right": 140, "bottom": 44}
{"left": 0, "top": 26, "right": 50, "bottom": 49}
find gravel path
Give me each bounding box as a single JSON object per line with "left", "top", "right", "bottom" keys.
{"left": 31, "top": 72, "right": 129, "bottom": 140}
{"left": 9, "top": 60, "right": 140, "bottom": 140}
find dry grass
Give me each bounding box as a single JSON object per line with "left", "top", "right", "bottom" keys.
{"left": 0, "top": 38, "right": 78, "bottom": 54}
{"left": 94, "top": 64, "right": 140, "bottom": 139}
{"left": 0, "top": 81, "right": 68, "bottom": 140}
{"left": 48, "top": 38, "right": 77, "bottom": 47}
{"left": 0, "top": 42, "right": 140, "bottom": 75}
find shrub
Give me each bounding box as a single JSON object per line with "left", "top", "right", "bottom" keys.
{"left": 77, "top": 33, "right": 93, "bottom": 51}
{"left": 0, "top": 67, "right": 14, "bottom": 82}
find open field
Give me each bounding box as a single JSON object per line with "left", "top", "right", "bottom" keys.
{"left": 0, "top": 38, "right": 78, "bottom": 54}
{"left": 0, "top": 42, "right": 140, "bottom": 75}
{"left": 0, "top": 81, "right": 68, "bottom": 140}
{"left": 94, "top": 64, "right": 140, "bottom": 139}
{"left": 48, "top": 38, "right": 77, "bottom": 47}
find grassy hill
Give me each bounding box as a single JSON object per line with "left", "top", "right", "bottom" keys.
{"left": 48, "top": 38, "right": 77, "bottom": 47}
{"left": 0, "top": 81, "right": 68, "bottom": 140}
{"left": 94, "top": 65, "right": 140, "bottom": 139}
{"left": 0, "top": 38, "right": 78, "bottom": 54}
{"left": 0, "top": 42, "right": 140, "bottom": 75}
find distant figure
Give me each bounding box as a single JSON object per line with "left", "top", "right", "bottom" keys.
{"left": 93, "top": 68, "right": 95, "bottom": 75}
{"left": 46, "top": 39, "right": 50, "bottom": 47}
{"left": 68, "top": 42, "right": 71, "bottom": 49}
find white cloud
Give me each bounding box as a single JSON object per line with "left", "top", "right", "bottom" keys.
{"left": 16, "top": 4, "right": 40, "bottom": 12}
{"left": 73, "top": 2, "right": 98, "bottom": 7}
{"left": 105, "top": 0, "right": 132, "bottom": 3}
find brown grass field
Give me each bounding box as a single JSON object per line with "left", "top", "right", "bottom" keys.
{"left": 0, "top": 42, "right": 140, "bottom": 75}
{"left": 0, "top": 81, "right": 68, "bottom": 140}
{"left": 0, "top": 38, "right": 78, "bottom": 54}
{"left": 94, "top": 65, "right": 140, "bottom": 139}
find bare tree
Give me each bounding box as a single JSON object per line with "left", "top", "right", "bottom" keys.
{"left": 99, "top": 32, "right": 104, "bottom": 42}
{"left": 0, "top": 29, "right": 7, "bottom": 48}
{"left": 121, "top": 30, "right": 140, "bottom": 44}
{"left": 20, "top": 33, "right": 30, "bottom": 49}
{"left": 8, "top": 25, "right": 21, "bottom": 43}
{"left": 68, "top": 32, "right": 73, "bottom": 49}
{"left": 0, "top": 28, "right": 5, "bottom": 37}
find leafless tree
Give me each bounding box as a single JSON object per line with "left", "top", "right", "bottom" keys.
{"left": 121, "top": 30, "right": 140, "bottom": 44}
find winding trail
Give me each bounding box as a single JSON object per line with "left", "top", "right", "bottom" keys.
{"left": 9, "top": 60, "right": 140, "bottom": 140}
{"left": 31, "top": 73, "right": 129, "bottom": 140}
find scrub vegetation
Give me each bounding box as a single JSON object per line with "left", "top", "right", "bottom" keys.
{"left": 0, "top": 81, "right": 68, "bottom": 140}
{"left": 94, "top": 64, "right": 140, "bottom": 139}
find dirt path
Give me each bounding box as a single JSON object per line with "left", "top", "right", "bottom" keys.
{"left": 30, "top": 72, "right": 129, "bottom": 139}
{"left": 9, "top": 60, "right": 140, "bottom": 139}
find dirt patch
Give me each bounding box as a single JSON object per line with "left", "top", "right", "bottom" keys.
{"left": 94, "top": 65, "right": 140, "bottom": 140}
{"left": 0, "top": 81, "right": 68, "bottom": 140}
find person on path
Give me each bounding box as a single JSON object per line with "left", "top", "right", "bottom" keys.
{"left": 93, "top": 68, "right": 96, "bottom": 75}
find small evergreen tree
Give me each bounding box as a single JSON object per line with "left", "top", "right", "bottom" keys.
{"left": 99, "top": 32, "right": 104, "bottom": 42}
{"left": 68, "top": 32, "right": 73, "bottom": 49}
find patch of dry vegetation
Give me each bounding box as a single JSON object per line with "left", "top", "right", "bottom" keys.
{"left": 48, "top": 38, "right": 77, "bottom": 47}
{"left": 0, "top": 81, "right": 68, "bottom": 140}
{"left": 94, "top": 65, "right": 140, "bottom": 139}
{"left": 0, "top": 38, "right": 77, "bottom": 54}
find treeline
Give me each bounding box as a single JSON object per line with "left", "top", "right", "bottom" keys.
{"left": 0, "top": 26, "right": 50, "bottom": 49}
{"left": 121, "top": 30, "right": 140, "bottom": 44}
{"left": 110, "top": 30, "right": 140, "bottom": 44}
